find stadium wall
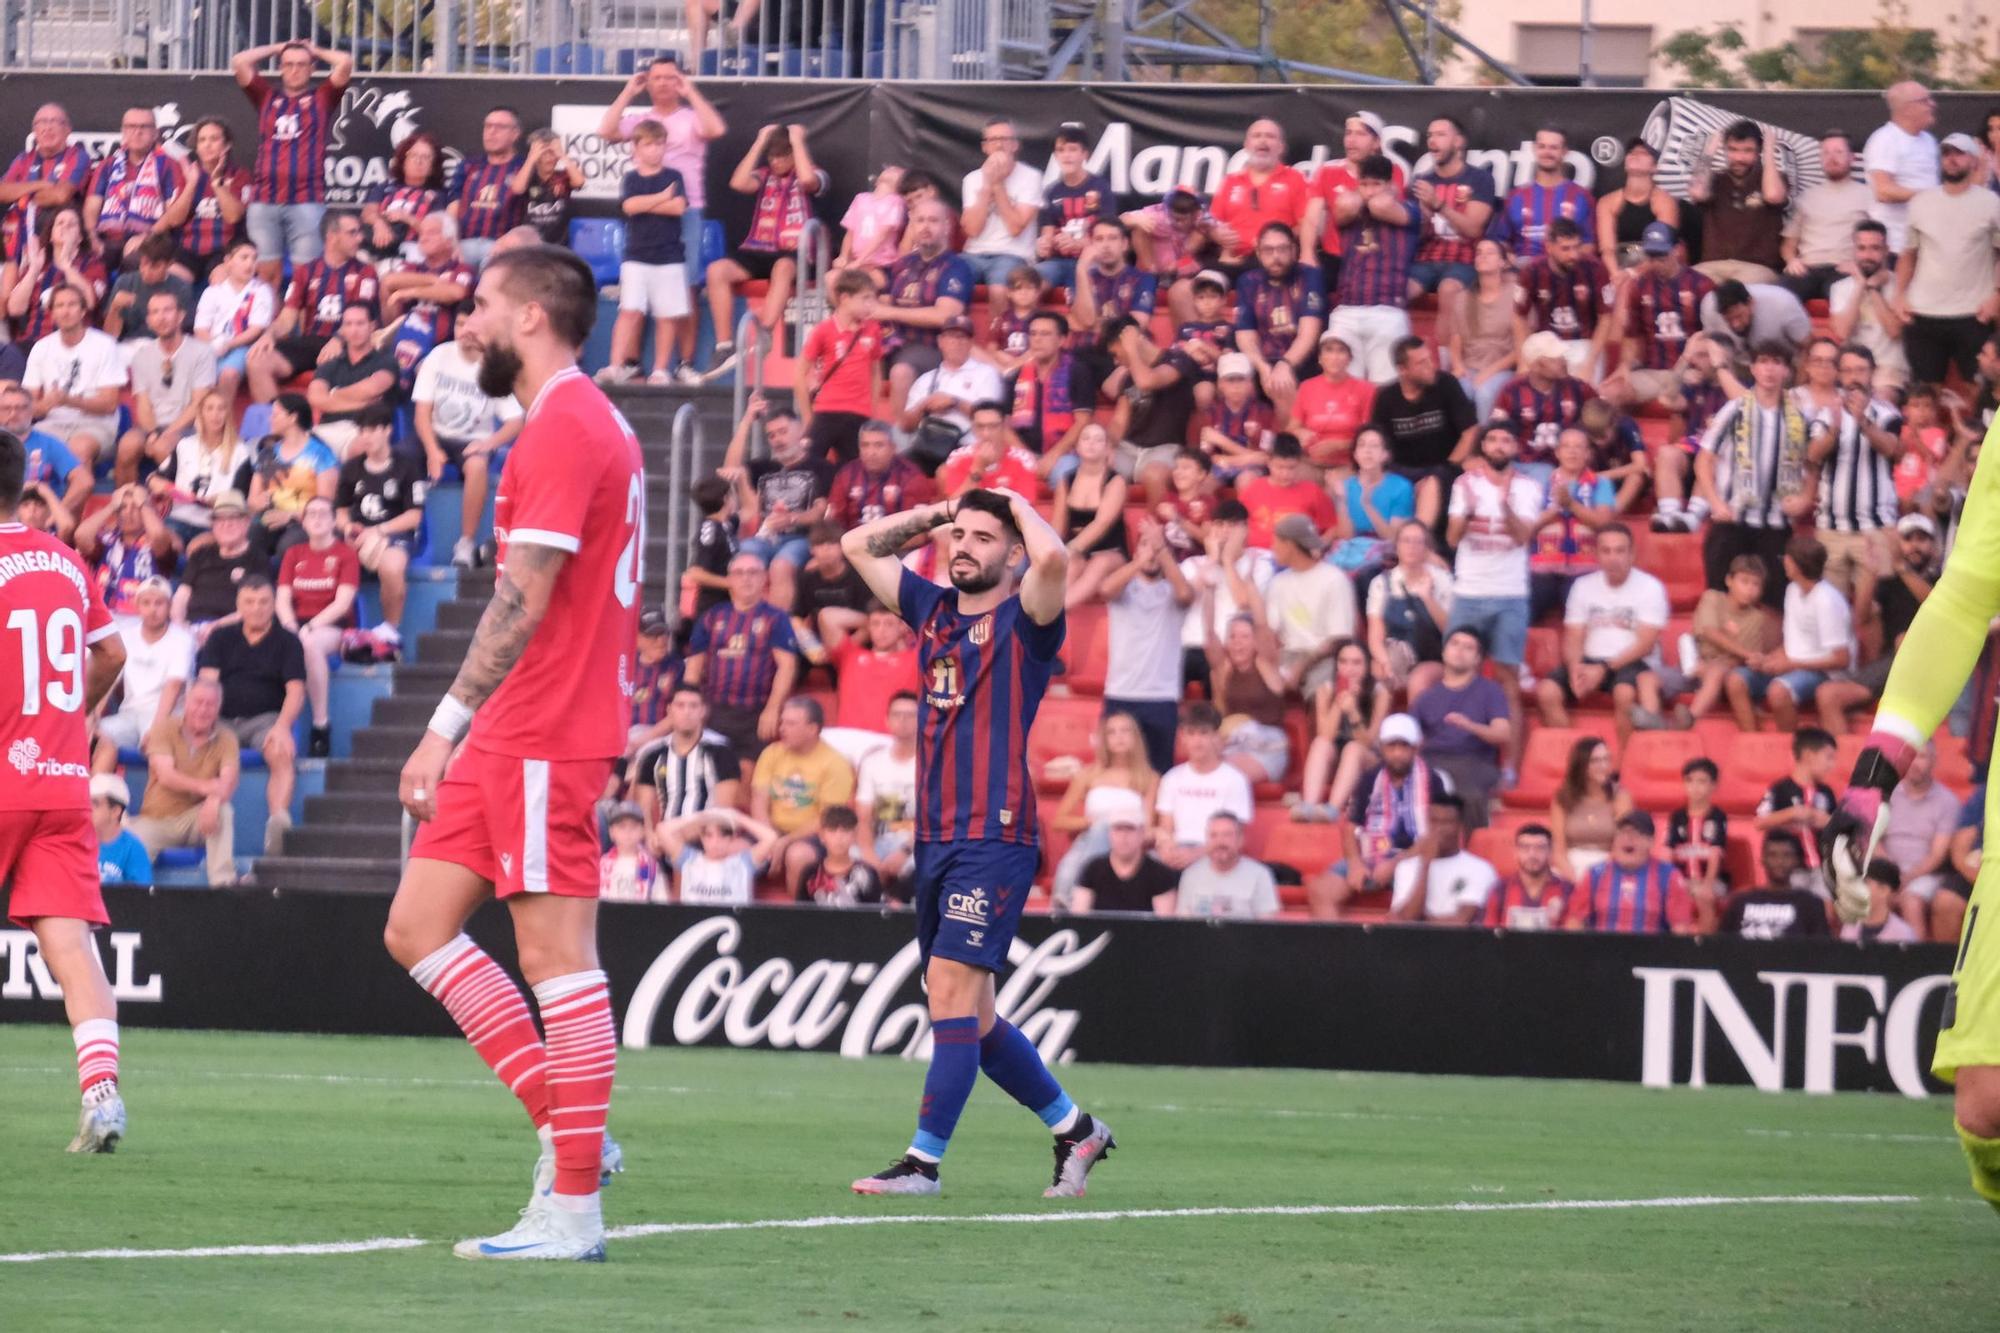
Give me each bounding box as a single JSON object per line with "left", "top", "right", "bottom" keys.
{"left": 5, "top": 72, "right": 1994, "bottom": 250}
{"left": 0, "top": 889, "right": 1959, "bottom": 1098}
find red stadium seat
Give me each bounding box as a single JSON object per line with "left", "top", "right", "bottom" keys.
{"left": 1505, "top": 721, "right": 1618, "bottom": 810}
{"left": 1633, "top": 529, "right": 1706, "bottom": 612}
{"left": 1524, "top": 627, "right": 1562, "bottom": 680}
{"left": 1723, "top": 827, "right": 1763, "bottom": 890}
{"left": 1252, "top": 811, "right": 1342, "bottom": 879}
{"left": 1621, "top": 732, "right": 1708, "bottom": 812}
{"left": 1026, "top": 694, "right": 1102, "bottom": 783}
{"left": 1715, "top": 733, "right": 1800, "bottom": 816}
{"left": 1060, "top": 602, "right": 1109, "bottom": 696}
{"left": 1467, "top": 825, "right": 1519, "bottom": 879}
{"left": 1934, "top": 733, "right": 1975, "bottom": 795}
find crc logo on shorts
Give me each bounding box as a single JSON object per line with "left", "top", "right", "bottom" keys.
{"left": 8, "top": 738, "right": 87, "bottom": 780}
{"left": 944, "top": 887, "right": 990, "bottom": 927}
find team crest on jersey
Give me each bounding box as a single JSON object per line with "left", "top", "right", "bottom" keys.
{"left": 967, "top": 615, "right": 992, "bottom": 646}
{"left": 925, "top": 654, "right": 964, "bottom": 709}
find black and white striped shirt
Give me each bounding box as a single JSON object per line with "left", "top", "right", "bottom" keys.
{"left": 633, "top": 731, "right": 741, "bottom": 819}
{"left": 1702, "top": 395, "right": 1817, "bottom": 529}
{"left": 1810, "top": 394, "right": 1904, "bottom": 533}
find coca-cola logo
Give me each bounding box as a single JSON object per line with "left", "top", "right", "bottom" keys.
{"left": 619, "top": 916, "right": 1110, "bottom": 1063}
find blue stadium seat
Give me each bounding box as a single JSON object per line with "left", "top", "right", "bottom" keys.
{"left": 700, "top": 219, "right": 727, "bottom": 279}
{"left": 570, "top": 219, "right": 626, "bottom": 289}
{"left": 240, "top": 402, "right": 273, "bottom": 441}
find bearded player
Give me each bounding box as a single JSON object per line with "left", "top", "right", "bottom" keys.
{"left": 385, "top": 245, "right": 642, "bottom": 1262}
{"left": 1822, "top": 412, "right": 2000, "bottom": 1215}
{"left": 0, "top": 430, "right": 129, "bottom": 1152}
{"left": 839, "top": 488, "right": 1115, "bottom": 1197}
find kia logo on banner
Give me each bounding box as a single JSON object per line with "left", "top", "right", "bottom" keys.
{"left": 1634, "top": 965, "right": 1952, "bottom": 1098}
{"left": 0, "top": 929, "right": 162, "bottom": 1004}
{"left": 619, "top": 915, "right": 1111, "bottom": 1063}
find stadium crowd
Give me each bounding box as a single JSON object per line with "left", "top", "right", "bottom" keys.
{"left": 14, "top": 46, "right": 1999, "bottom": 937}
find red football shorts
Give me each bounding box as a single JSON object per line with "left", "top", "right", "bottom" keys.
{"left": 408, "top": 743, "right": 613, "bottom": 899}
{"left": 0, "top": 807, "right": 108, "bottom": 928}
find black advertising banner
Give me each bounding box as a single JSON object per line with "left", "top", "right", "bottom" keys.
{"left": 0, "top": 888, "right": 1960, "bottom": 1098}
{"left": 1, "top": 71, "right": 1991, "bottom": 248}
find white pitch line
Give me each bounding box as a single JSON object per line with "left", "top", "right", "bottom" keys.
{"left": 0, "top": 1238, "right": 427, "bottom": 1264}
{"left": 0, "top": 1195, "right": 1923, "bottom": 1264}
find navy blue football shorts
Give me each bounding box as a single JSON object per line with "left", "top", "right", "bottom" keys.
{"left": 912, "top": 840, "right": 1040, "bottom": 973}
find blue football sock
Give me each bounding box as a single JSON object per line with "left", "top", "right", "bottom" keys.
{"left": 979, "top": 1017, "right": 1076, "bottom": 1131}
{"left": 909, "top": 1016, "right": 982, "bottom": 1162}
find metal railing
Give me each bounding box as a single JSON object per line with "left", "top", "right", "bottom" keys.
{"left": 0, "top": 0, "right": 1025, "bottom": 77}
{"left": 791, "top": 215, "right": 829, "bottom": 338}
{"left": 662, "top": 398, "right": 698, "bottom": 608}
{"left": 728, "top": 307, "right": 771, "bottom": 449}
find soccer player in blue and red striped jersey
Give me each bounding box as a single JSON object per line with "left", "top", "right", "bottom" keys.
{"left": 841, "top": 488, "right": 1115, "bottom": 1199}
{"left": 0, "top": 103, "right": 92, "bottom": 264}
{"left": 448, "top": 107, "right": 526, "bottom": 267}
{"left": 683, "top": 551, "right": 801, "bottom": 767}
{"left": 231, "top": 40, "right": 352, "bottom": 285}
{"left": 1495, "top": 128, "right": 1597, "bottom": 261}
{"left": 1564, "top": 812, "right": 1696, "bottom": 934}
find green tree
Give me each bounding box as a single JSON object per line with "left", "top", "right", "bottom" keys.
{"left": 1657, "top": 0, "right": 1997, "bottom": 90}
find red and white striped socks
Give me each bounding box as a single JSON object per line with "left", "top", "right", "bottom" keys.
{"left": 73, "top": 1018, "right": 118, "bottom": 1104}
{"left": 533, "top": 969, "right": 617, "bottom": 1206}
{"left": 410, "top": 934, "right": 551, "bottom": 1130}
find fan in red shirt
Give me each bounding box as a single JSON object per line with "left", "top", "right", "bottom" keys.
{"left": 1305, "top": 111, "right": 1406, "bottom": 266}
{"left": 0, "top": 435, "right": 130, "bottom": 1153}
{"left": 1236, "top": 436, "right": 1335, "bottom": 548}
{"left": 827, "top": 601, "right": 922, "bottom": 726}
{"left": 278, "top": 496, "right": 362, "bottom": 757}
{"left": 938, "top": 402, "right": 1042, "bottom": 499}
{"left": 797, "top": 267, "right": 885, "bottom": 466}
{"left": 387, "top": 246, "right": 642, "bottom": 1263}
{"left": 1289, "top": 332, "right": 1377, "bottom": 471}
{"left": 1210, "top": 120, "right": 1310, "bottom": 265}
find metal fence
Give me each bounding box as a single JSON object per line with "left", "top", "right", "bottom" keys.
{"left": 0, "top": 0, "right": 1044, "bottom": 77}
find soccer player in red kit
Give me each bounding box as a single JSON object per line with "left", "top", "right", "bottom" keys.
{"left": 384, "top": 246, "right": 642, "bottom": 1262}
{"left": 0, "top": 429, "right": 130, "bottom": 1152}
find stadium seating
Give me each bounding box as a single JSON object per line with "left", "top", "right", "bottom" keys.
{"left": 1714, "top": 733, "right": 1802, "bottom": 816}
{"left": 1620, "top": 731, "right": 1708, "bottom": 812}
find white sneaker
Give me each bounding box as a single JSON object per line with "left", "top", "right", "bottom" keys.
{"left": 451, "top": 536, "right": 477, "bottom": 570}
{"left": 529, "top": 1132, "right": 625, "bottom": 1207}
{"left": 67, "top": 1088, "right": 125, "bottom": 1153}
{"left": 593, "top": 364, "right": 637, "bottom": 386}
{"left": 673, "top": 364, "right": 704, "bottom": 386}
{"left": 454, "top": 1196, "right": 606, "bottom": 1262}
{"left": 646, "top": 368, "right": 673, "bottom": 386}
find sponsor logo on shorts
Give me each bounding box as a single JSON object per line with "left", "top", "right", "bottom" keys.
{"left": 943, "top": 887, "right": 989, "bottom": 927}
{"left": 7, "top": 738, "right": 88, "bottom": 780}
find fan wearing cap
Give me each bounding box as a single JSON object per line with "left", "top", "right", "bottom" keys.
{"left": 1494, "top": 332, "right": 1596, "bottom": 476}
{"left": 598, "top": 802, "right": 666, "bottom": 904}
{"left": 93, "top": 575, "right": 193, "bottom": 770}
{"left": 1192, "top": 351, "right": 1276, "bottom": 478}
{"left": 1562, "top": 809, "right": 1700, "bottom": 934}
{"left": 91, "top": 773, "right": 153, "bottom": 887}
{"left": 1071, "top": 790, "right": 1177, "bottom": 915}
{"left": 1602, "top": 222, "right": 1715, "bottom": 415}
{"left": 1896, "top": 132, "right": 2000, "bottom": 387}
{"left": 1813, "top": 510, "right": 1939, "bottom": 725}
{"left": 1289, "top": 333, "right": 1376, "bottom": 475}
{"left": 170, "top": 487, "right": 271, "bottom": 635}
{"left": 1309, "top": 712, "right": 1451, "bottom": 920}
{"left": 896, "top": 315, "right": 1005, "bottom": 455}
{"left": 1119, "top": 187, "right": 1229, "bottom": 324}
{"left": 1302, "top": 111, "right": 1405, "bottom": 276}
{"left": 625, "top": 609, "right": 680, "bottom": 756}
{"left": 1167, "top": 268, "right": 1239, "bottom": 390}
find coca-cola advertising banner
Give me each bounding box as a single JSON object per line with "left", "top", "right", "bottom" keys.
{"left": 4, "top": 71, "right": 1992, "bottom": 246}
{"left": 0, "top": 889, "right": 1961, "bottom": 1098}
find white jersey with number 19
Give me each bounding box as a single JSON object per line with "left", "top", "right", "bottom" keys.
{"left": 0, "top": 522, "right": 118, "bottom": 811}
{"left": 471, "top": 367, "right": 645, "bottom": 763}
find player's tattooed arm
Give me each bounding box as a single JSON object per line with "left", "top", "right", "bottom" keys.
{"left": 446, "top": 542, "right": 570, "bottom": 712}
{"left": 842, "top": 500, "right": 950, "bottom": 605}
{"left": 863, "top": 506, "right": 947, "bottom": 558}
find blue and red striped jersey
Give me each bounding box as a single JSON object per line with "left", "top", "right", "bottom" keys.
{"left": 882, "top": 249, "right": 976, "bottom": 353}
{"left": 1413, "top": 163, "right": 1497, "bottom": 268}
{"left": 393, "top": 256, "right": 475, "bottom": 343}
{"left": 243, "top": 76, "right": 341, "bottom": 205}
{"left": 1334, "top": 201, "right": 1418, "bottom": 308}
{"left": 2, "top": 144, "right": 92, "bottom": 262}
{"left": 285, "top": 257, "right": 380, "bottom": 339}
{"left": 1495, "top": 374, "right": 1595, "bottom": 465}
{"left": 87, "top": 150, "right": 183, "bottom": 235}
{"left": 898, "top": 566, "right": 1063, "bottom": 846}
{"left": 1624, "top": 267, "right": 1714, "bottom": 371}
{"left": 367, "top": 183, "right": 443, "bottom": 234}
{"left": 1567, "top": 860, "right": 1690, "bottom": 933}
{"left": 1682, "top": 377, "right": 1729, "bottom": 443}
{"left": 1071, "top": 263, "right": 1156, "bottom": 350}
{"left": 179, "top": 163, "right": 252, "bottom": 256}
{"left": 1495, "top": 181, "right": 1595, "bottom": 259}
{"left": 689, "top": 600, "right": 798, "bottom": 711}
{"left": 14, "top": 254, "right": 107, "bottom": 343}
{"left": 450, "top": 154, "right": 524, "bottom": 241}
{"left": 1516, "top": 254, "right": 1611, "bottom": 341}
{"left": 988, "top": 307, "right": 1033, "bottom": 360}
{"left": 1234, "top": 264, "right": 1326, "bottom": 363}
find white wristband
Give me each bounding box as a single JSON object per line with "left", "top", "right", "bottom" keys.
{"left": 428, "top": 695, "right": 474, "bottom": 744}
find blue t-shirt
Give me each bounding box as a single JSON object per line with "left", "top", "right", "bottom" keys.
{"left": 621, "top": 166, "right": 688, "bottom": 265}
{"left": 24, "top": 429, "right": 80, "bottom": 488}
{"left": 1410, "top": 674, "right": 1509, "bottom": 761}
{"left": 98, "top": 830, "right": 153, "bottom": 886}
{"left": 1343, "top": 472, "right": 1417, "bottom": 537}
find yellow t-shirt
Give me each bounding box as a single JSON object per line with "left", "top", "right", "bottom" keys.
{"left": 751, "top": 740, "right": 855, "bottom": 836}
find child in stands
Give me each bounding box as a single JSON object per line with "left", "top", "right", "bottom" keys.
{"left": 1666, "top": 757, "right": 1730, "bottom": 900}
{"left": 1755, "top": 726, "right": 1839, "bottom": 865}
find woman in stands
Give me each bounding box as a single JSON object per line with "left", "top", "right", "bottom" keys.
{"left": 1292, "top": 641, "right": 1390, "bottom": 823}
{"left": 1449, "top": 238, "right": 1525, "bottom": 421}
{"left": 1052, "top": 422, "right": 1129, "bottom": 608}
{"left": 1048, "top": 711, "right": 1160, "bottom": 908}
{"left": 360, "top": 130, "right": 446, "bottom": 265}
{"left": 160, "top": 116, "right": 250, "bottom": 285}
{"left": 1595, "top": 139, "right": 1680, "bottom": 282}
{"left": 1204, "top": 590, "right": 1292, "bottom": 785}
{"left": 1551, "top": 735, "right": 1632, "bottom": 882}
{"left": 3, "top": 203, "right": 107, "bottom": 344}
{"left": 150, "top": 387, "right": 254, "bottom": 544}
{"left": 1366, "top": 518, "right": 1455, "bottom": 699}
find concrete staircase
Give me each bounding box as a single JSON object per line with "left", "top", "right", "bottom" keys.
{"left": 247, "top": 383, "right": 759, "bottom": 894}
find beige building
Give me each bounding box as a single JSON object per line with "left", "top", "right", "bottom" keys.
{"left": 1453, "top": 0, "right": 1998, "bottom": 86}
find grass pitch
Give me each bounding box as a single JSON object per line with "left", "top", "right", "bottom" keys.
{"left": 0, "top": 1026, "right": 1991, "bottom": 1330}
